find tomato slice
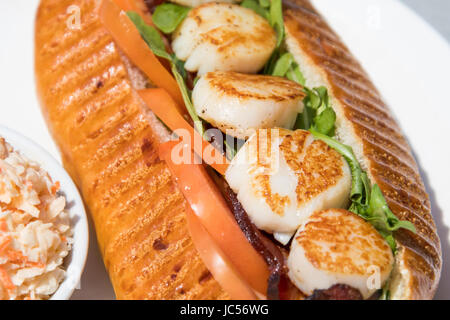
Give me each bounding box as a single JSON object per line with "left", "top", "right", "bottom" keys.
{"left": 138, "top": 88, "right": 229, "bottom": 175}
{"left": 100, "top": 0, "right": 184, "bottom": 107}
{"left": 113, "top": 0, "right": 153, "bottom": 25}
{"left": 159, "top": 141, "right": 270, "bottom": 296}
{"left": 185, "top": 207, "right": 258, "bottom": 300}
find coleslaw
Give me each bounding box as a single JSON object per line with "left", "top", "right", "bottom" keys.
{"left": 0, "top": 136, "right": 72, "bottom": 300}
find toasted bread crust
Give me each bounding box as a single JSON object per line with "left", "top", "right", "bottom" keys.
{"left": 283, "top": 0, "right": 441, "bottom": 299}
{"left": 35, "top": 0, "right": 228, "bottom": 300}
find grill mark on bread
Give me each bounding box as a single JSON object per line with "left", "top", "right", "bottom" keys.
{"left": 379, "top": 180, "right": 433, "bottom": 225}
{"left": 57, "top": 63, "right": 128, "bottom": 114}
{"left": 99, "top": 161, "right": 161, "bottom": 208}
{"left": 364, "top": 147, "right": 426, "bottom": 193}
{"left": 371, "top": 162, "right": 429, "bottom": 204}
{"left": 93, "top": 142, "right": 147, "bottom": 186}
{"left": 354, "top": 123, "right": 415, "bottom": 160}
{"left": 82, "top": 99, "right": 138, "bottom": 142}
{"left": 285, "top": 13, "right": 357, "bottom": 65}
{"left": 345, "top": 109, "right": 406, "bottom": 145}
{"left": 331, "top": 78, "right": 385, "bottom": 109}
{"left": 76, "top": 102, "right": 141, "bottom": 149}
{"left": 74, "top": 80, "right": 130, "bottom": 126}
{"left": 100, "top": 171, "right": 175, "bottom": 248}
{"left": 50, "top": 27, "right": 110, "bottom": 71}
{"left": 39, "top": 1, "right": 98, "bottom": 54}
{"left": 340, "top": 96, "right": 395, "bottom": 126}
{"left": 104, "top": 187, "right": 185, "bottom": 268}
{"left": 325, "top": 68, "right": 380, "bottom": 99}
{"left": 49, "top": 42, "right": 119, "bottom": 95}
{"left": 394, "top": 229, "right": 440, "bottom": 273}
{"left": 82, "top": 115, "right": 150, "bottom": 170}
{"left": 386, "top": 201, "right": 439, "bottom": 248}
{"left": 113, "top": 214, "right": 189, "bottom": 281}
{"left": 316, "top": 54, "right": 368, "bottom": 82}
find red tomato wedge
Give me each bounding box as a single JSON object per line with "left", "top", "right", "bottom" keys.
{"left": 138, "top": 88, "right": 229, "bottom": 175}
{"left": 113, "top": 0, "right": 153, "bottom": 25}
{"left": 185, "top": 208, "right": 258, "bottom": 300}
{"left": 100, "top": 0, "right": 184, "bottom": 107}
{"left": 159, "top": 140, "right": 270, "bottom": 296}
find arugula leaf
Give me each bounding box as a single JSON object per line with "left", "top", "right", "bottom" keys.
{"left": 241, "top": 0, "right": 269, "bottom": 19}
{"left": 368, "top": 185, "right": 416, "bottom": 233}
{"left": 313, "top": 106, "right": 336, "bottom": 136}
{"left": 127, "top": 12, "right": 169, "bottom": 59}
{"left": 269, "top": 0, "right": 284, "bottom": 48}
{"left": 241, "top": 0, "right": 285, "bottom": 74}
{"left": 380, "top": 282, "right": 391, "bottom": 300}
{"left": 309, "top": 129, "right": 416, "bottom": 252}
{"left": 286, "top": 64, "right": 305, "bottom": 85}
{"left": 263, "top": 0, "right": 285, "bottom": 74}
{"left": 259, "top": 0, "right": 270, "bottom": 8}
{"left": 127, "top": 11, "right": 204, "bottom": 136}
{"left": 294, "top": 106, "right": 313, "bottom": 130}
{"left": 153, "top": 3, "right": 190, "bottom": 34}
{"left": 295, "top": 86, "right": 335, "bottom": 135}
{"left": 272, "top": 52, "right": 293, "bottom": 77}
{"left": 271, "top": 52, "right": 306, "bottom": 86}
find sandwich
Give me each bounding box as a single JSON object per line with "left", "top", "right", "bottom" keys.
{"left": 34, "top": 0, "right": 442, "bottom": 299}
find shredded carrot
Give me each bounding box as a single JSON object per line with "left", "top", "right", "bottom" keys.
{"left": 0, "top": 236, "right": 11, "bottom": 254}
{"left": 51, "top": 181, "right": 60, "bottom": 195}
{"left": 0, "top": 234, "right": 45, "bottom": 269}
{"left": 0, "top": 266, "right": 15, "bottom": 290}
{"left": 0, "top": 219, "right": 7, "bottom": 232}
{"left": 25, "top": 180, "right": 33, "bottom": 191}
{"left": 5, "top": 250, "right": 45, "bottom": 269}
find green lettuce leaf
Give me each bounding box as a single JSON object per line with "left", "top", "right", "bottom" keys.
{"left": 294, "top": 86, "right": 335, "bottom": 136}
{"left": 263, "top": 0, "right": 285, "bottom": 74}
{"left": 313, "top": 106, "right": 336, "bottom": 136}
{"left": 259, "top": 0, "right": 270, "bottom": 8}
{"left": 272, "top": 52, "right": 306, "bottom": 85}
{"left": 241, "top": 0, "right": 269, "bottom": 19}
{"left": 127, "top": 12, "right": 169, "bottom": 59}
{"left": 152, "top": 3, "right": 190, "bottom": 34}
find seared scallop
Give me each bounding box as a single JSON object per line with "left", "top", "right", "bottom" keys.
{"left": 225, "top": 129, "right": 352, "bottom": 239}
{"left": 172, "top": 3, "right": 276, "bottom": 75}
{"left": 193, "top": 72, "right": 305, "bottom": 139}
{"left": 288, "top": 209, "right": 394, "bottom": 299}
{"left": 168, "top": 0, "right": 239, "bottom": 7}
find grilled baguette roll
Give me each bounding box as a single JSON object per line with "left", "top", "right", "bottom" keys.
{"left": 34, "top": 0, "right": 441, "bottom": 299}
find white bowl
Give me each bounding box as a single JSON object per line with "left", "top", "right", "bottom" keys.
{"left": 0, "top": 125, "right": 89, "bottom": 300}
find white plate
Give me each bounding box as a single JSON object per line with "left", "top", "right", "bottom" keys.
{"left": 0, "top": 0, "right": 448, "bottom": 299}
{"left": 0, "top": 125, "right": 88, "bottom": 300}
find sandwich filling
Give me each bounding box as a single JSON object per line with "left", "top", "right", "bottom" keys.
{"left": 116, "top": 0, "right": 416, "bottom": 299}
